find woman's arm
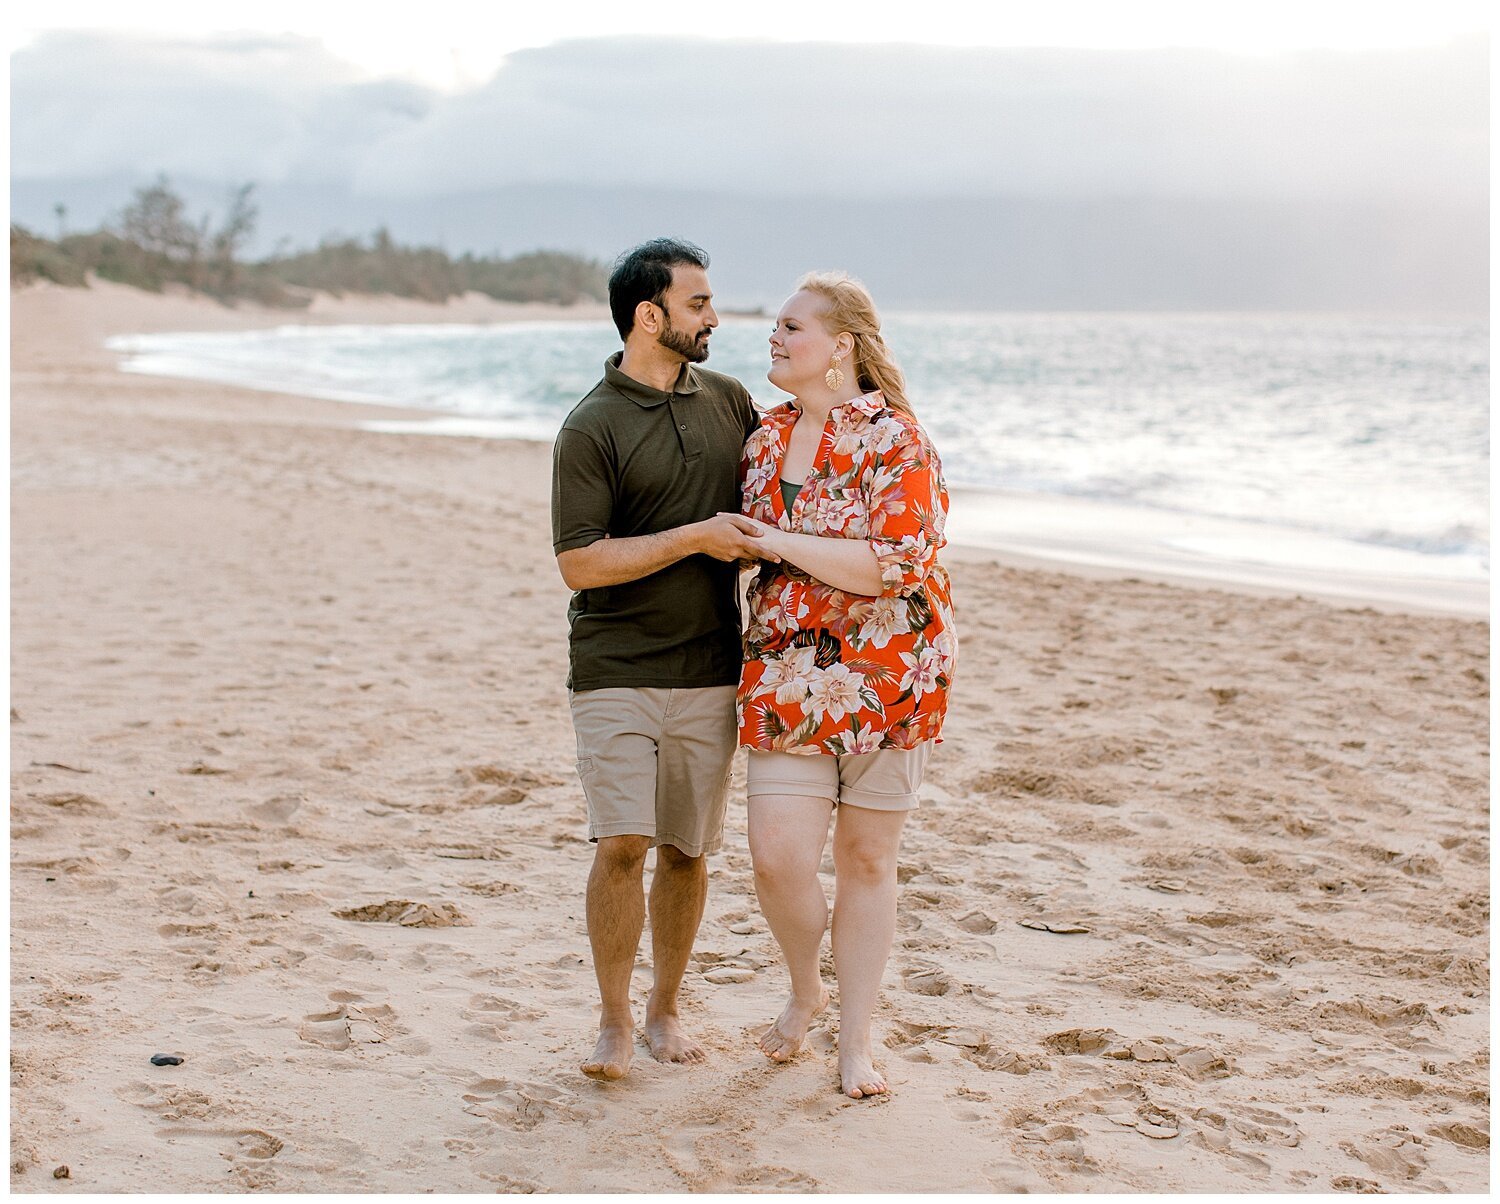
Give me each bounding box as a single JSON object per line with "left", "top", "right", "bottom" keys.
{"left": 723, "top": 514, "right": 884, "bottom": 596}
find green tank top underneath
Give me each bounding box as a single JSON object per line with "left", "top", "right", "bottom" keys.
{"left": 779, "top": 478, "right": 800, "bottom": 514}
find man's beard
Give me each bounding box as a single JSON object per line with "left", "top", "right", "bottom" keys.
{"left": 658, "top": 309, "right": 710, "bottom": 362}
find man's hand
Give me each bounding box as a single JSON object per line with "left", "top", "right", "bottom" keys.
{"left": 695, "top": 513, "right": 780, "bottom": 563}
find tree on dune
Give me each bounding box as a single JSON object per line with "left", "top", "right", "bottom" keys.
{"left": 9, "top": 175, "right": 607, "bottom": 308}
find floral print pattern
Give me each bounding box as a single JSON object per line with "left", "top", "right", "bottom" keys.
{"left": 737, "top": 391, "right": 956, "bottom": 755}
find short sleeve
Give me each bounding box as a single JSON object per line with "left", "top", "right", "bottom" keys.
{"left": 862, "top": 419, "right": 947, "bottom": 598}
{"left": 740, "top": 387, "right": 761, "bottom": 439}
{"left": 734, "top": 388, "right": 760, "bottom": 489}
{"left": 551, "top": 427, "right": 615, "bottom": 554}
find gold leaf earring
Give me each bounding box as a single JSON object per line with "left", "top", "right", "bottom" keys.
{"left": 825, "top": 354, "right": 845, "bottom": 391}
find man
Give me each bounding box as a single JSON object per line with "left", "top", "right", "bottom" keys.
{"left": 551, "top": 238, "right": 767, "bottom": 1080}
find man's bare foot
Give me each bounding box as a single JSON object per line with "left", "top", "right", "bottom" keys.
{"left": 838, "top": 1047, "right": 888, "bottom": 1099}
{"left": 758, "top": 988, "right": 830, "bottom": 1062}
{"left": 581, "top": 1023, "right": 635, "bottom": 1080}
{"left": 644, "top": 1011, "right": 706, "bottom": 1064}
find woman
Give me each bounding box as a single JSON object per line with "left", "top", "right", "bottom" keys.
{"left": 728, "top": 271, "right": 956, "bottom": 1099}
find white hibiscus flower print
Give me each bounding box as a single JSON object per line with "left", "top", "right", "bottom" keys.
{"left": 805, "top": 662, "right": 865, "bottom": 723}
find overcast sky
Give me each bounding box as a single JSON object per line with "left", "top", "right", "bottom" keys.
{"left": 11, "top": 28, "right": 1488, "bottom": 205}
{"left": 9, "top": 1, "right": 1491, "bottom": 88}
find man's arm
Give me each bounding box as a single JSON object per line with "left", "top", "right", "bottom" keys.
{"left": 556, "top": 515, "right": 775, "bottom": 591}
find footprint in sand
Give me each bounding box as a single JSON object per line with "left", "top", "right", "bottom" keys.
{"left": 461, "top": 880, "right": 521, "bottom": 897}
{"left": 945, "top": 1092, "right": 990, "bottom": 1124}
{"left": 20, "top": 854, "right": 118, "bottom": 894}
{"left": 117, "top": 1083, "right": 222, "bottom": 1122}
{"left": 156, "top": 1126, "right": 284, "bottom": 1161}
{"left": 333, "top": 900, "right": 470, "bottom": 927}
{"left": 1015, "top": 1118, "right": 1099, "bottom": 1173}
{"left": 488, "top": 1174, "right": 545, "bottom": 1192}
{"left": 1427, "top": 1122, "right": 1488, "bottom": 1151}
{"left": 733, "top": 1166, "right": 821, "bottom": 1191}
{"left": 157, "top": 922, "right": 219, "bottom": 940}
{"left": 154, "top": 1126, "right": 285, "bottom": 1189}
{"left": 245, "top": 795, "right": 302, "bottom": 825}
{"left": 461, "top": 1076, "right": 589, "bottom": 1131}
{"left": 1314, "top": 998, "right": 1439, "bottom": 1035}
{"left": 155, "top": 885, "right": 214, "bottom": 916}
{"left": 297, "top": 991, "right": 400, "bottom": 1050}
{"left": 119, "top": 1084, "right": 283, "bottom": 1186}
{"left": 1193, "top": 1102, "right": 1303, "bottom": 1149}
{"left": 324, "top": 943, "right": 378, "bottom": 962}
{"left": 457, "top": 763, "right": 562, "bottom": 791}
{"left": 660, "top": 1113, "right": 764, "bottom": 1190}
{"left": 1105, "top": 1103, "right": 1183, "bottom": 1141}
{"left": 899, "top": 965, "right": 955, "bottom": 996}
{"left": 1341, "top": 1126, "right": 1432, "bottom": 1184}
{"left": 461, "top": 993, "right": 544, "bottom": 1039}
{"left": 31, "top": 791, "right": 109, "bottom": 814}
{"left": 890, "top": 1021, "right": 1049, "bottom": 1074}
{"left": 954, "top": 908, "right": 998, "bottom": 934}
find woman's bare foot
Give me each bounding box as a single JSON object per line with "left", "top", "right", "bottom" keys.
{"left": 644, "top": 1011, "right": 706, "bottom": 1064}
{"left": 581, "top": 1023, "right": 635, "bottom": 1080}
{"left": 838, "top": 1046, "right": 888, "bottom": 1099}
{"left": 758, "top": 988, "right": 830, "bottom": 1062}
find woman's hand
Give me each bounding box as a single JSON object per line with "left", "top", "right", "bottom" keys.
{"left": 718, "top": 512, "right": 881, "bottom": 594}
{"left": 720, "top": 512, "right": 784, "bottom": 562}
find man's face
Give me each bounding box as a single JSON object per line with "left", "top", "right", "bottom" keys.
{"left": 655, "top": 265, "right": 718, "bottom": 363}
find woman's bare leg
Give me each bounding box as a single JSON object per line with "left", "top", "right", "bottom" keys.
{"left": 830, "top": 805, "right": 907, "bottom": 1097}
{"left": 747, "top": 792, "right": 834, "bottom": 1060}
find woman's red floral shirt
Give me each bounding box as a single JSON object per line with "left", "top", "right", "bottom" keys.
{"left": 737, "top": 390, "right": 957, "bottom": 755}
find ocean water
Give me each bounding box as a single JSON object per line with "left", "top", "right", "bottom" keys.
{"left": 108, "top": 311, "right": 1488, "bottom": 578}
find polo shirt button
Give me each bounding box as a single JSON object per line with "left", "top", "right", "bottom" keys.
{"left": 679, "top": 424, "right": 687, "bottom": 430}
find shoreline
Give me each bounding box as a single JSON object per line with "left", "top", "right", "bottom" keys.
{"left": 348, "top": 418, "right": 1490, "bottom": 619}
{"left": 11, "top": 277, "right": 1489, "bottom": 1192}
{"left": 87, "top": 285, "right": 1488, "bottom": 619}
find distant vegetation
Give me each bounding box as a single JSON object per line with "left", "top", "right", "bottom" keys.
{"left": 11, "top": 175, "right": 608, "bottom": 308}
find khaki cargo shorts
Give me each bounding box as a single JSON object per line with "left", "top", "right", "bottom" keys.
{"left": 569, "top": 685, "right": 738, "bottom": 857}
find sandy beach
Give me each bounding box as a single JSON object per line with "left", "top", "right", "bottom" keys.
{"left": 9, "top": 278, "right": 1490, "bottom": 1192}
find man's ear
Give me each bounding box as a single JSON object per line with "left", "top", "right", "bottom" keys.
{"left": 635, "top": 300, "right": 662, "bottom": 335}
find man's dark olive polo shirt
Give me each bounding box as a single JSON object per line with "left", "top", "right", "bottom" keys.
{"left": 551, "top": 353, "right": 758, "bottom": 691}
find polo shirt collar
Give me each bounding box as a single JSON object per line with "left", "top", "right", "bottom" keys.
{"left": 604, "top": 351, "right": 702, "bottom": 408}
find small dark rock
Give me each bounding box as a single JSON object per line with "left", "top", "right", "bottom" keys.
{"left": 53, "top": 1165, "right": 70, "bottom": 1179}
{"left": 149, "top": 1054, "right": 183, "bottom": 1067}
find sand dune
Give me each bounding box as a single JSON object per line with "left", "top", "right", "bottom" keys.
{"left": 9, "top": 280, "right": 1489, "bottom": 1191}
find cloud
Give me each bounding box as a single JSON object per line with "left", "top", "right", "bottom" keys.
{"left": 12, "top": 31, "right": 1487, "bottom": 204}
{"left": 12, "top": 30, "right": 434, "bottom": 183}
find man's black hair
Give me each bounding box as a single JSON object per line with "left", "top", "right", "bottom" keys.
{"left": 608, "top": 238, "right": 710, "bottom": 340}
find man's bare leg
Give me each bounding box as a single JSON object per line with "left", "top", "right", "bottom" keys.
{"left": 643, "top": 843, "right": 709, "bottom": 1062}
{"left": 581, "top": 834, "right": 651, "bottom": 1080}
{"left": 748, "top": 794, "right": 835, "bottom": 1061}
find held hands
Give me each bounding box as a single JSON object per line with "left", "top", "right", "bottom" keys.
{"left": 695, "top": 513, "right": 781, "bottom": 563}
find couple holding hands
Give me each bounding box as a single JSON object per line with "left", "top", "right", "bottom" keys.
{"left": 551, "top": 238, "right": 956, "bottom": 1100}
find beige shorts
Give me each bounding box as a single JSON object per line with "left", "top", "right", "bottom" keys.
{"left": 569, "top": 685, "right": 738, "bottom": 857}
{"left": 745, "top": 744, "right": 932, "bottom": 812}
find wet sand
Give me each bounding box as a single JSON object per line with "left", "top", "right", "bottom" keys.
{"left": 9, "top": 278, "right": 1490, "bottom": 1191}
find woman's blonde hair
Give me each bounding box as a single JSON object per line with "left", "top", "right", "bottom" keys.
{"left": 796, "top": 270, "right": 914, "bottom": 418}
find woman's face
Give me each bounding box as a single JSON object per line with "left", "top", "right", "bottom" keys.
{"left": 768, "top": 289, "right": 843, "bottom": 394}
